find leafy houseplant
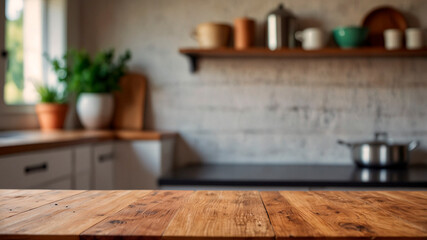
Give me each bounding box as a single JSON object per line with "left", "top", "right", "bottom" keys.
{"left": 67, "top": 49, "right": 131, "bottom": 129}
{"left": 45, "top": 49, "right": 131, "bottom": 129}
{"left": 34, "top": 53, "right": 72, "bottom": 130}
{"left": 36, "top": 85, "right": 66, "bottom": 103}
{"left": 34, "top": 84, "right": 68, "bottom": 130}
{"left": 68, "top": 49, "right": 131, "bottom": 94}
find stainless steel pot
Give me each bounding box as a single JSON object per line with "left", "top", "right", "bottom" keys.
{"left": 266, "top": 4, "right": 297, "bottom": 50}
{"left": 338, "top": 132, "right": 419, "bottom": 168}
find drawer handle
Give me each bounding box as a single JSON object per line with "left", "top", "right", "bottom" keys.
{"left": 99, "top": 153, "right": 114, "bottom": 163}
{"left": 24, "top": 163, "right": 48, "bottom": 174}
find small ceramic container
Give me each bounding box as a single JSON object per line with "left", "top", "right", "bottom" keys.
{"left": 384, "top": 29, "right": 403, "bottom": 50}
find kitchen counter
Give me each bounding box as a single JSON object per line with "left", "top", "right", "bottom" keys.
{"left": 0, "top": 130, "right": 176, "bottom": 156}
{"left": 159, "top": 164, "right": 427, "bottom": 188}
{"left": 0, "top": 189, "right": 425, "bottom": 239}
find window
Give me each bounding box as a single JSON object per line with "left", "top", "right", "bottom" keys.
{"left": 4, "top": 0, "right": 24, "bottom": 104}
{"left": 1, "top": 0, "right": 66, "bottom": 107}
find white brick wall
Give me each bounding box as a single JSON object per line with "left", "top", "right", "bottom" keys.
{"left": 80, "top": 0, "right": 427, "bottom": 166}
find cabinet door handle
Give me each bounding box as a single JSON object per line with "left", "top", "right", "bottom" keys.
{"left": 98, "top": 153, "right": 114, "bottom": 163}
{"left": 24, "top": 163, "right": 48, "bottom": 174}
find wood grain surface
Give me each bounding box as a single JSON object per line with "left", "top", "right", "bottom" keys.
{"left": 0, "top": 190, "right": 426, "bottom": 240}
{"left": 345, "top": 191, "right": 427, "bottom": 228}
{"left": 362, "top": 6, "right": 408, "bottom": 46}
{"left": 180, "top": 47, "right": 427, "bottom": 58}
{"left": 261, "top": 191, "right": 324, "bottom": 238}
{"left": 114, "top": 130, "right": 176, "bottom": 140}
{"left": 0, "top": 130, "right": 177, "bottom": 156}
{"left": 0, "top": 190, "right": 150, "bottom": 240}
{"left": 381, "top": 191, "right": 427, "bottom": 207}
{"left": 163, "top": 191, "right": 275, "bottom": 240}
{"left": 81, "top": 191, "right": 192, "bottom": 240}
{"left": 261, "top": 191, "right": 427, "bottom": 240}
{"left": 0, "top": 130, "right": 114, "bottom": 156}
{"left": 0, "top": 190, "right": 83, "bottom": 220}
{"left": 113, "top": 74, "right": 147, "bottom": 130}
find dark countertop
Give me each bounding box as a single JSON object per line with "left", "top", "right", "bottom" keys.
{"left": 159, "top": 164, "right": 427, "bottom": 188}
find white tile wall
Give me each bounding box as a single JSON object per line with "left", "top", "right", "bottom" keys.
{"left": 79, "top": 0, "right": 427, "bottom": 166}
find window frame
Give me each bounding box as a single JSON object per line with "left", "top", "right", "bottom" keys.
{"left": 0, "top": 0, "right": 67, "bottom": 116}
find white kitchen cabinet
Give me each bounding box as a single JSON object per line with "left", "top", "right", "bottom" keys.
{"left": 73, "top": 145, "right": 92, "bottom": 189}
{"left": 114, "top": 138, "right": 175, "bottom": 189}
{"left": 0, "top": 137, "right": 174, "bottom": 190}
{"left": 0, "top": 149, "right": 72, "bottom": 189}
{"left": 35, "top": 178, "right": 72, "bottom": 189}
{"left": 93, "top": 142, "right": 114, "bottom": 190}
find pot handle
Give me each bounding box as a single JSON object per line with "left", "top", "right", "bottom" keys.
{"left": 295, "top": 31, "right": 304, "bottom": 42}
{"left": 337, "top": 140, "right": 351, "bottom": 147}
{"left": 408, "top": 141, "right": 419, "bottom": 151}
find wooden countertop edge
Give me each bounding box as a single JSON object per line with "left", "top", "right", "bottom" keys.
{"left": 161, "top": 237, "right": 275, "bottom": 240}
{"left": 1, "top": 190, "right": 425, "bottom": 239}
{"left": 114, "top": 130, "right": 177, "bottom": 140}
{"left": 0, "top": 138, "right": 108, "bottom": 156}
{"left": 0, "top": 130, "right": 177, "bottom": 156}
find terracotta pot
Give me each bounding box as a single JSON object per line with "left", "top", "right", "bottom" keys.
{"left": 234, "top": 17, "right": 256, "bottom": 49}
{"left": 35, "top": 103, "right": 68, "bottom": 130}
{"left": 193, "top": 22, "right": 232, "bottom": 48}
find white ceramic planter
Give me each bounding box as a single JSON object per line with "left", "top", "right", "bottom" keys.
{"left": 76, "top": 93, "right": 114, "bottom": 129}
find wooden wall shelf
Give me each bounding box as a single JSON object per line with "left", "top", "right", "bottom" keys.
{"left": 179, "top": 47, "right": 427, "bottom": 73}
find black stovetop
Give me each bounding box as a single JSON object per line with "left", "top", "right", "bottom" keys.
{"left": 159, "top": 164, "right": 427, "bottom": 188}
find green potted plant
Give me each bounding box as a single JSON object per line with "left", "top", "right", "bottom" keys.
{"left": 48, "top": 49, "right": 132, "bottom": 129}
{"left": 67, "top": 49, "right": 131, "bottom": 129}
{"left": 35, "top": 54, "right": 70, "bottom": 130}
{"left": 35, "top": 84, "right": 68, "bottom": 130}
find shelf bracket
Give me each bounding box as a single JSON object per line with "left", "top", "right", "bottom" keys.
{"left": 187, "top": 54, "right": 198, "bottom": 73}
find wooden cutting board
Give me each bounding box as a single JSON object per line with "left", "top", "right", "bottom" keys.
{"left": 113, "top": 74, "right": 147, "bottom": 130}
{"left": 362, "top": 6, "right": 408, "bottom": 46}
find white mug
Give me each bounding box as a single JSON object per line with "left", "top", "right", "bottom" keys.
{"left": 405, "top": 28, "right": 423, "bottom": 50}
{"left": 384, "top": 29, "right": 402, "bottom": 50}
{"left": 295, "top": 28, "right": 324, "bottom": 50}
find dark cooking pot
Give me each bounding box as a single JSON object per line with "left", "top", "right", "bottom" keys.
{"left": 338, "top": 132, "right": 419, "bottom": 168}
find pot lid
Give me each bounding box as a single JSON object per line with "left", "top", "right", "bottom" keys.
{"left": 268, "top": 4, "right": 295, "bottom": 18}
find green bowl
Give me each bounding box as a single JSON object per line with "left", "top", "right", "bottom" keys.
{"left": 333, "top": 27, "right": 369, "bottom": 48}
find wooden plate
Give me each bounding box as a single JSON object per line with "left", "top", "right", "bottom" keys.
{"left": 362, "top": 6, "right": 407, "bottom": 46}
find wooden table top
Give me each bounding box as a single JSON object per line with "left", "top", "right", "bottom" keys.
{"left": 0, "top": 190, "right": 425, "bottom": 240}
